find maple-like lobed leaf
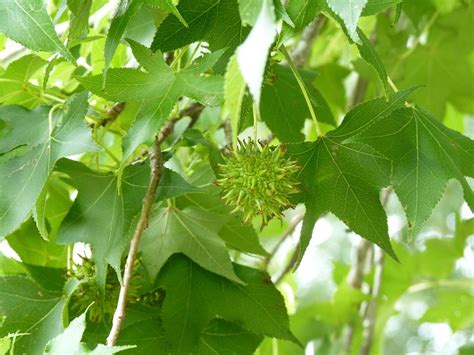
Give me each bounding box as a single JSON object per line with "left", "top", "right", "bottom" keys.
{"left": 289, "top": 89, "right": 418, "bottom": 265}
{"left": 151, "top": 0, "right": 249, "bottom": 72}
{"left": 353, "top": 106, "right": 474, "bottom": 235}
{"left": 139, "top": 205, "right": 243, "bottom": 284}
{"left": 0, "top": 0, "right": 75, "bottom": 62}
{"left": 0, "top": 276, "right": 77, "bottom": 354}
{"left": 0, "top": 92, "right": 96, "bottom": 238}
{"left": 78, "top": 43, "right": 224, "bottom": 160}
{"left": 157, "top": 254, "right": 299, "bottom": 353}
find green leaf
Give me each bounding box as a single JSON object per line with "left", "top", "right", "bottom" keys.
{"left": 0, "top": 105, "right": 50, "bottom": 155}
{"left": 155, "top": 168, "right": 200, "bottom": 201}
{"left": 139, "top": 206, "right": 242, "bottom": 283}
{"left": 459, "top": 342, "right": 474, "bottom": 355}
{"left": 219, "top": 214, "right": 268, "bottom": 256}
{"left": 238, "top": 0, "right": 264, "bottom": 26}
{"left": 283, "top": 0, "right": 322, "bottom": 34}
{"left": 354, "top": 107, "right": 474, "bottom": 235}
{"left": 362, "top": 0, "right": 402, "bottom": 16}
{"left": 0, "top": 276, "right": 76, "bottom": 354}
{"left": 0, "top": 92, "right": 96, "bottom": 238}
{"left": 67, "top": 0, "right": 93, "bottom": 43}
{"left": 196, "top": 319, "right": 263, "bottom": 354}
{"left": 45, "top": 311, "right": 133, "bottom": 354}
{"left": 224, "top": 55, "right": 247, "bottom": 147}
{"left": 421, "top": 288, "right": 474, "bottom": 330}
{"left": 260, "top": 65, "right": 336, "bottom": 143}
{"left": 55, "top": 159, "right": 150, "bottom": 290}
{"left": 237, "top": 0, "right": 277, "bottom": 104}
{"left": 33, "top": 172, "right": 74, "bottom": 240}
{"left": 157, "top": 255, "right": 298, "bottom": 353}
{"left": 22, "top": 264, "right": 66, "bottom": 292}
{"left": 378, "top": 7, "right": 474, "bottom": 117}
{"left": 0, "top": 54, "right": 47, "bottom": 108}
{"left": 177, "top": 190, "right": 267, "bottom": 255}
{"left": 117, "top": 316, "right": 262, "bottom": 354}
{"left": 325, "top": 0, "right": 368, "bottom": 43}
{"left": 356, "top": 28, "right": 389, "bottom": 96}
{"left": 289, "top": 89, "right": 416, "bottom": 265}
{"left": 79, "top": 41, "right": 224, "bottom": 159}
{"left": 0, "top": 336, "right": 10, "bottom": 354}
{"left": 0, "top": 254, "right": 25, "bottom": 276}
{"left": 7, "top": 219, "right": 67, "bottom": 268}
{"left": 145, "top": 0, "right": 188, "bottom": 27}
{"left": 104, "top": 0, "right": 141, "bottom": 75}
{"left": 0, "top": 0, "right": 74, "bottom": 62}
{"left": 151, "top": 0, "right": 248, "bottom": 71}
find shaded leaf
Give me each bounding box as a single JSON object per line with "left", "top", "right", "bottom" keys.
{"left": 0, "top": 54, "right": 47, "bottom": 108}
{"left": 0, "top": 92, "right": 96, "bottom": 238}
{"left": 45, "top": 311, "right": 133, "bottom": 354}
{"left": 55, "top": 159, "right": 150, "bottom": 290}
{"left": 362, "top": 0, "right": 402, "bottom": 16}
{"left": 260, "top": 65, "right": 336, "bottom": 143}
{"left": 33, "top": 172, "right": 74, "bottom": 240}
{"left": 0, "top": 276, "right": 76, "bottom": 354}
{"left": 356, "top": 28, "right": 389, "bottom": 95}
{"left": 67, "top": 0, "right": 93, "bottom": 43}
{"left": 7, "top": 219, "right": 67, "bottom": 268}
{"left": 155, "top": 168, "right": 200, "bottom": 201}
{"left": 157, "top": 255, "right": 298, "bottom": 353}
{"left": 151, "top": 0, "right": 248, "bottom": 71}
{"left": 145, "top": 0, "right": 188, "bottom": 27}
{"left": 104, "top": 0, "right": 141, "bottom": 75}
{"left": 196, "top": 318, "right": 263, "bottom": 354}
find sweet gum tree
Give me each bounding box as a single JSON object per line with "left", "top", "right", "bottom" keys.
{"left": 0, "top": 0, "right": 473, "bottom": 354}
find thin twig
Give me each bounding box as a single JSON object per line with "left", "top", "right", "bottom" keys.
{"left": 350, "top": 76, "right": 369, "bottom": 108}
{"left": 274, "top": 248, "right": 299, "bottom": 285}
{"left": 342, "top": 239, "right": 372, "bottom": 354}
{"left": 359, "top": 247, "right": 384, "bottom": 355}
{"left": 265, "top": 214, "right": 304, "bottom": 268}
{"left": 106, "top": 138, "right": 163, "bottom": 346}
{"left": 157, "top": 102, "right": 204, "bottom": 145}
{"left": 342, "top": 189, "right": 392, "bottom": 354}
{"left": 280, "top": 44, "right": 322, "bottom": 137}
{"left": 291, "top": 15, "right": 326, "bottom": 68}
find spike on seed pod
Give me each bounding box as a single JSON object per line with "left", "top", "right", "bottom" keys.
{"left": 216, "top": 139, "right": 300, "bottom": 228}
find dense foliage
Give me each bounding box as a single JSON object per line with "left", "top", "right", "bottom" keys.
{"left": 0, "top": 0, "right": 473, "bottom": 354}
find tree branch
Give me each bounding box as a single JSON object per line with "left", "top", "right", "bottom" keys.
{"left": 157, "top": 102, "right": 204, "bottom": 145}
{"left": 106, "top": 102, "right": 204, "bottom": 345}
{"left": 342, "top": 189, "right": 392, "bottom": 354}
{"left": 342, "top": 239, "right": 373, "bottom": 354}
{"left": 106, "top": 139, "right": 163, "bottom": 346}
{"left": 265, "top": 213, "right": 304, "bottom": 268}
{"left": 359, "top": 247, "right": 385, "bottom": 355}
{"left": 291, "top": 15, "right": 326, "bottom": 68}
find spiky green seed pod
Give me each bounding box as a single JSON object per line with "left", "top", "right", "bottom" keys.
{"left": 216, "top": 139, "right": 300, "bottom": 227}
{"left": 68, "top": 256, "right": 141, "bottom": 323}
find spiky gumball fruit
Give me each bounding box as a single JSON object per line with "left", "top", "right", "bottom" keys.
{"left": 216, "top": 139, "right": 300, "bottom": 227}
{"left": 68, "top": 256, "right": 141, "bottom": 323}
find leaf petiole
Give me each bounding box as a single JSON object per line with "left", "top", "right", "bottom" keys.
{"left": 279, "top": 44, "right": 322, "bottom": 138}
